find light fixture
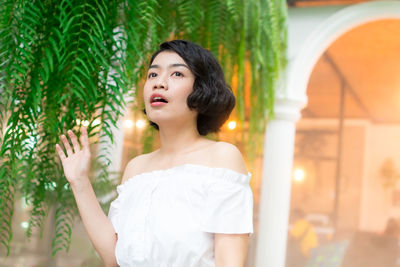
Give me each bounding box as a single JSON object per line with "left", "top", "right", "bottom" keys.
{"left": 227, "top": 120, "right": 237, "bottom": 130}
{"left": 20, "top": 221, "right": 29, "bottom": 229}
{"left": 123, "top": 119, "right": 134, "bottom": 129}
{"left": 293, "top": 168, "right": 306, "bottom": 183}
{"left": 135, "top": 119, "right": 146, "bottom": 129}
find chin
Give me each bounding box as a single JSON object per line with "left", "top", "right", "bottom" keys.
{"left": 146, "top": 107, "right": 197, "bottom": 127}
{"left": 146, "top": 113, "right": 169, "bottom": 126}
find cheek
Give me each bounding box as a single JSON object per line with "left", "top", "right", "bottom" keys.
{"left": 174, "top": 92, "right": 191, "bottom": 111}
{"left": 184, "top": 89, "right": 194, "bottom": 106}
{"left": 142, "top": 84, "right": 154, "bottom": 108}
{"left": 180, "top": 83, "right": 194, "bottom": 102}
{"left": 143, "top": 83, "right": 151, "bottom": 98}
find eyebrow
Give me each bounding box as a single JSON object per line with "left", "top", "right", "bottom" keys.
{"left": 149, "top": 63, "right": 189, "bottom": 70}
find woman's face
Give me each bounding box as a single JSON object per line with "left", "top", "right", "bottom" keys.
{"left": 143, "top": 51, "right": 197, "bottom": 128}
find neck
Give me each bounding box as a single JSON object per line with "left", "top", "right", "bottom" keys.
{"left": 157, "top": 120, "right": 202, "bottom": 156}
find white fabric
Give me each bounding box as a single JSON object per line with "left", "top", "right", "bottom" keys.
{"left": 108, "top": 164, "right": 253, "bottom": 267}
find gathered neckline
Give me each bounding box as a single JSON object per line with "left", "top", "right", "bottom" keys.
{"left": 117, "top": 163, "right": 251, "bottom": 191}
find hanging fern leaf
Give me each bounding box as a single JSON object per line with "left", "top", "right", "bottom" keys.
{"left": 51, "top": 201, "right": 75, "bottom": 256}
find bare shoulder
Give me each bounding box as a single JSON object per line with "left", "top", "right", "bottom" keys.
{"left": 211, "top": 141, "right": 248, "bottom": 175}
{"left": 120, "top": 152, "right": 155, "bottom": 184}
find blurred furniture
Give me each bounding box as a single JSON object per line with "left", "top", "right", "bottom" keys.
{"left": 341, "top": 231, "right": 398, "bottom": 267}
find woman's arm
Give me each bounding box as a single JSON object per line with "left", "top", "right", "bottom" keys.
{"left": 215, "top": 233, "right": 250, "bottom": 267}
{"left": 212, "top": 142, "right": 252, "bottom": 267}
{"left": 71, "top": 179, "right": 118, "bottom": 267}
{"left": 56, "top": 128, "right": 118, "bottom": 267}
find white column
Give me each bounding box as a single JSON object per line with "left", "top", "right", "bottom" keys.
{"left": 106, "top": 117, "right": 125, "bottom": 174}
{"left": 255, "top": 98, "right": 303, "bottom": 267}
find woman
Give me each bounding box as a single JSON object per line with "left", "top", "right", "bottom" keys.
{"left": 56, "top": 40, "right": 253, "bottom": 267}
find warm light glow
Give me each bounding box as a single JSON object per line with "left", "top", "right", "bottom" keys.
{"left": 293, "top": 168, "right": 306, "bottom": 183}
{"left": 135, "top": 119, "right": 146, "bottom": 129}
{"left": 93, "top": 119, "right": 101, "bottom": 126}
{"left": 77, "top": 119, "right": 100, "bottom": 127}
{"left": 227, "top": 120, "right": 237, "bottom": 130}
{"left": 20, "top": 221, "right": 29, "bottom": 229}
{"left": 123, "top": 119, "right": 134, "bottom": 129}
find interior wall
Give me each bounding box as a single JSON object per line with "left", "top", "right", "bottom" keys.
{"left": 292, "top": 119, "right": 365, "bottom": 232}
{"left": 338, "top": 124, "right": 365, "bottom": 230}
{"left": 293, "top": 119, "right": 400, "bottom": 235}
{"left": 361, "top": 123, "right": 400, "bottom": 232}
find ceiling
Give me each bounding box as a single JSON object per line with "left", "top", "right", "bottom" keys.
{"left": 302, "top": 19, "right": 400, "bottom": 124}
{"left": 288, "top": 0, "right": 375, "bottom": 7}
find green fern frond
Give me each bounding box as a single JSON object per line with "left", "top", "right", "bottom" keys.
{"left": 0, "top": 164, "right": 16, "bottom": 255}
{"left": 51, "top": 202, "right": 75, "bottom": 256}
{"left": 175, "top": 0, "right": 203, "bottom": 41}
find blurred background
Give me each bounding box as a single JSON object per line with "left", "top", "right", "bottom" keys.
{"left": 285, "top": 1, "right": 400, "bottom": 267}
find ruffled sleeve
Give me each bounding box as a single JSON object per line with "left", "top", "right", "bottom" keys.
{"left": 107, "top": 186, "right": 124, "bottom": 234}
{"left": 203, "top": 170, "right": 254, "bottom": 234}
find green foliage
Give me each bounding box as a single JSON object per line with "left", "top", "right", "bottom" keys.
{"left": 0, "top": 0, "right": 287, "bottom": 256}
{"left": 0, "top": 0, "right": 125, "bottom": 256}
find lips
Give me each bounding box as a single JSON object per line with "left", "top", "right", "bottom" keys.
{"left": 150, "top": 93, "right": 168, "bottom": 106}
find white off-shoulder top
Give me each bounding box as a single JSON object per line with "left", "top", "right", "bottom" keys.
{"left": 107, "top": 164, "right": 253, "bottom": 267}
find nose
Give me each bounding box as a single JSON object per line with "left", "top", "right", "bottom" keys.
{"left": 153, "top": 76, "right": 168, "bottom": 90}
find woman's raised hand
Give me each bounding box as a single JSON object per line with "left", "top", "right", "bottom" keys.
{"left": 56, "top": 127, "right": 91, "bottom": 187}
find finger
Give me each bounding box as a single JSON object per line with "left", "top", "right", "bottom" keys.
{"left": 81, "top": 127, "right": 89, "bottom": 148}
{"left": 68, "top": 130, "right": 80, "bottom": 153}
{"left": 82, "top": 127, "right": 89, "bottom": 147}
{"left": 60, "top": 134, "right": 73, "bottom": 157}
{"left": 55, "top": 144, "right": 66, "bottom": 161}
{"left": 80, "top": 127, "right": 86, "bottom": 145}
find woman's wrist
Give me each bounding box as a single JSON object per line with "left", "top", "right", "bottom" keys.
{"left": 69, "top": 176, "right": 91, "bottom": 193}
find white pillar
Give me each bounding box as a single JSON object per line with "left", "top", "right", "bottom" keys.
{"left": 255, "top": 98, "right": 303, "bottom": 267}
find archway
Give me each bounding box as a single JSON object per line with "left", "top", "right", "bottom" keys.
{"left": 256, "top": 1, "right": 400, "bottom": 267}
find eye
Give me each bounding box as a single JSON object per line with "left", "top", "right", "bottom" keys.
{"left": 172, "top": 71, "right": 183, "bottom": 77}
{"left": 148, "top": 72, "right": 157, "bottom": 78}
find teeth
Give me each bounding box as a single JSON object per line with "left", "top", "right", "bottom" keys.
{"left": 152, "top": 96, "right": 166, "bottom": 103}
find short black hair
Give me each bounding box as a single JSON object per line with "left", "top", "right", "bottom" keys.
{"left": 146, "top": 40, "right": 235, "bottom": 136}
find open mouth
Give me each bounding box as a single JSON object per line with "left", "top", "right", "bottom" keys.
{"left": 150, "top": 94, "right": 168, "bottom": 104}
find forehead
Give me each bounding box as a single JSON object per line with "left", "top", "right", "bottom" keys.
{"left": 151, "top": 51, "right": 187, "bottom": 66}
